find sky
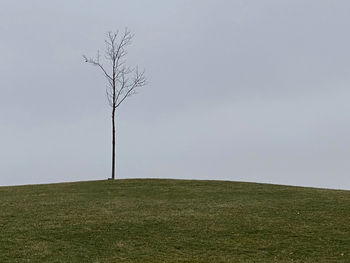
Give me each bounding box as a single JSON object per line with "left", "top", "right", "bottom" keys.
{"left": 1, "top": 0, "right": 350, "bottom": 189}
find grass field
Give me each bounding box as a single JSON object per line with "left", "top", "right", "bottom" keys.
{"left": 0, "top": 179, "right": 349, "bottom": 262}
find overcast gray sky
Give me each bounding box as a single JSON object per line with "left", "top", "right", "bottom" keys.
{"left": 1, "top": 0, "right": 350, "bottom": 189}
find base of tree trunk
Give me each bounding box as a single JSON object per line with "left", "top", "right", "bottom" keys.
{"left": 107, "top": 178, "right": 115, "bottom": 180}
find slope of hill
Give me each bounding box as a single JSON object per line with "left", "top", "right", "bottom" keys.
{"left": 0, "top": 179, "right": 349, "bottom": 262}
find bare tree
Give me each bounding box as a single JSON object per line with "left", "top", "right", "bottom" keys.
{"left": 84, "top": 29, "right": 146, "bottom": 180}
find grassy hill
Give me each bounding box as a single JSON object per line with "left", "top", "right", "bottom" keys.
{"left": 0, "top": 179, "right": 349, "bottom": 262}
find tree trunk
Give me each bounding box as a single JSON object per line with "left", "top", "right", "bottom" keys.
{"left": 111, "top": 110, "right": 116, "bottom": 180}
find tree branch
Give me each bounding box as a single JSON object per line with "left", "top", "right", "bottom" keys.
{"left": 83, "top": 53, "right": 113, "bottom": 82}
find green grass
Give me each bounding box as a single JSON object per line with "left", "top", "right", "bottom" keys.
{"left": 0, "top": 179, "right": 349, "bottom": 262}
